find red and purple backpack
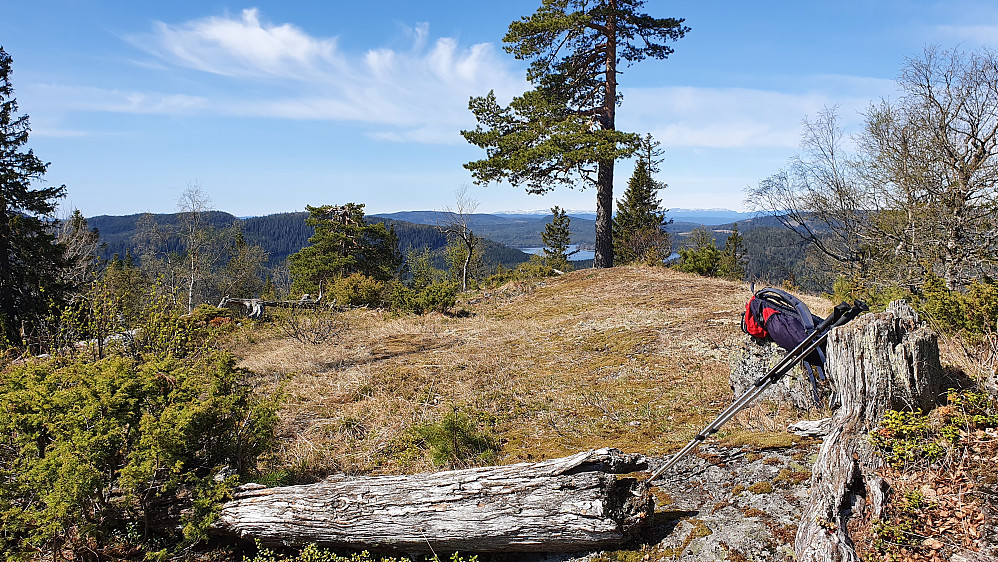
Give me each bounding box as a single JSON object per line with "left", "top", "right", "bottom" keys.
{"left": 742, "top": 287, "right": 828, "bottom": 399}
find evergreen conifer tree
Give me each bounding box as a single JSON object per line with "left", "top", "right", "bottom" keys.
{"left": 0, "top": 47, "right": 69, "bottom": 345}
{"left": 462, "top": 0, "right": 688, "bottom": 268}
{"left": 613, "top": 138, "right": 671, "bottom": 265}
{"left": 718, "top": 223, "right": 747, "bottom": 281}
{"left": 542, "top": 206, "right": 576, "bottom": 271}
{"left": 675, "top": 226, "right": 722, "bottom": 277}
{"left": 288, "top": 204, "right": 399, "bottom": 296}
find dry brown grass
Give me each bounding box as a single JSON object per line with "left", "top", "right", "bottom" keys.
{"left": 228, "top": 266, "right": 831, "bottom": 478}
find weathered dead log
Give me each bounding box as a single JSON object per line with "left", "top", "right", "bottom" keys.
{"left": 214, "top": 448, "right": 652, "bottom": 553}
{"left": 796, "top": 301, "right": 943, "bottom": 562}
{"left": 218, "top": 295, "right": 323, "bottom": 319}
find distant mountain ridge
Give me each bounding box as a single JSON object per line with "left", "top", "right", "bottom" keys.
{"left": 86, "top": 208, "right": 767, "bottom": 267}
{"left": 494, "top": 208, "right": 756, "bottom": 226}
{"left": 372, "top": 211, "right": 597, "bottom": 247}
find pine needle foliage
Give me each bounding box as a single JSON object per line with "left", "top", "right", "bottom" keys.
{"left": 462, "top": 0, "right": 688, "bottom": 267}
{"left": 0, "top": 47, "right": 70, "bottom": 346}
{"left": 288, "top": 204, "right": 400, "bottom": 297}
{"left": 542, "top": 206, "right": 576, "bottom": 271}
{"left": 613, "top": 151, "right": 671, "bottom": 265}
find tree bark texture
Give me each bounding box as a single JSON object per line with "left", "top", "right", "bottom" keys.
{"left": 796, "top": 301, "right": 943, "bottom": 562}
{"left": 594, "top": 160, "right": 615, "bottom": 268}
{"left": 214, "top": 448, "right": 652, "bottom": 553}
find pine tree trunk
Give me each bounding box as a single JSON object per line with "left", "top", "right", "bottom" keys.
{"left": 213, "top": 448, "right": 652, "bottom": 553}
{"left": 594, "top": 160, "right": 615, "bottom": 268}
{"left": 796, "top": 301, "right": 943, "bottom": 562}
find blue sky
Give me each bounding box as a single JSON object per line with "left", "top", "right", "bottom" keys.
{"left": 3, "top": 1, "right": 997, "bottom": 217}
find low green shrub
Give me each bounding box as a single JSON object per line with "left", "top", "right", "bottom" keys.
{"left": 331, "top": 274, "right": 386, "bottom": 307}
{"left": 411, "top": 410, "right": 501, "bottom": 468}
{"left": 827, "top": 276, "right": 913, "bottom": 312}
{"left": 868, "top": 410, "right": 944, "bottom": 469}
{"left": 389, "top": 281, "right": 457, "bottom": 315}
{"left": 132, "top": 296, "right": 229, "bottom": 359}
{"left": 0, "top": 349, "right": 277, "bottom": 559}
{"left": 830, "top": 273, "right": 998, "bottom": 337}
{"left": 870, "top": 390, "right": 998, "bottom": 470}
{"left": 870, "top": 490, "right": 926, "bottom": 550}
{"left": 674, "top": 244, "right": 722, "bottom": 277}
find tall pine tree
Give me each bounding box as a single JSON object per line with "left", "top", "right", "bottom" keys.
{"left": 718, "top": 223, "right": 747, "bottom": 281}
{"left": 462, "top": 0, "right": 688, "bottom": 268}
{"left": 0, "top": 47, "right": 69, "bottom": 346}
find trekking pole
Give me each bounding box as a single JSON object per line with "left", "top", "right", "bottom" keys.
{"left": 647, "top": 300, "right": 868, "bottom": 483}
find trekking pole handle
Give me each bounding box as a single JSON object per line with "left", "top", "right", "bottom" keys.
{"left": 831, "top": 300, "right": 868, "bottom": 329}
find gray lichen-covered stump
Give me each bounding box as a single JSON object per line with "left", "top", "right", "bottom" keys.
{"left": 796, "top": 301, "right": 943, "bottom": 562}
{"left": 213, "top": 448, "right": 653, "bottom": 553}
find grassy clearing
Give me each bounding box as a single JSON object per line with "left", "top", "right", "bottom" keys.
{"left": 228, "top": 266, "right": 825, "bottom": 479}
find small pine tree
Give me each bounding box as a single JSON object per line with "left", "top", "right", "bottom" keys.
{"left": 718, "top": 223, "right": 747, "bottom": 281}
{"left": 542, "top": 206, "right": 576, "bottom": 271}
{"left": 613, "top": 137, "right": 671, "bottom": 265}
{"left": 675, "top": 226, "right": 722, "bottom": 277}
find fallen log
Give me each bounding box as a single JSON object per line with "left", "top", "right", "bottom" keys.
{"left": 796, "top": 301, "right": 943, "bottom": 562}
{"left": 218, "top": 295, "right": 323, "bottom": 319}
{"left": 214, "top": 448, "right": 652, "bottom": 553}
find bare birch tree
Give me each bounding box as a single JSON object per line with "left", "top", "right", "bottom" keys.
{"left": 440, "top": 186, "right": 481, "bottom": 292}
{"left": 177, "top": 182, "right": 213, "bottom": 312}
{"left": 866, "top": 47, "right": 998, "bottom": 289}
{"left": 749, "top": 47, "right": 998, "bottom": 292}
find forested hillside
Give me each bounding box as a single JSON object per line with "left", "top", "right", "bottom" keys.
{"left": 375, "top": 211, "right": 598, "bottom": 247}
{"left": 87, "top": 209, "right": 820, "bottom": 293}
{"left": 87, "top": 211, "right": 533, "bottom": 271}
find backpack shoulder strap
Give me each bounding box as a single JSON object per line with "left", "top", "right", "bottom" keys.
{"left": 755, "top": 288, "right": 823, "bottom": 334}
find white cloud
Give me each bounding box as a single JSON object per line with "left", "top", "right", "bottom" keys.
{"left": 25, "top": 83, "right": 209, "bottom": 115}
{"left": 51, "top": 9, "right": 898, "bottom": 151}
{"left": 936, "top": 24, "right": 998, "bottom": 46}
{"left": 113, "top": 10, "right": 526, "bottom": 143}
{"left": 621, "top": 81, "right": 893, "bottom": 149}
{"left": 133, "top": 8, "right": 345, "bottom": 79}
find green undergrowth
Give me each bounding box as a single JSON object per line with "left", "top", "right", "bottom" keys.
{"left": 413, "top": 409, "right": 502, "bottom": 467}
{"left": 831, "top": 274, "right": 998, "bottom": 338}
{"left": 869, "top": 389, "right": 998, "bottom": 469}
{"left": 0, "top": 302, "right": 278, "bottom": 560}
{"left": 867, "top": 389, "right": 998, "bottom": 561}
{"left": 870, "top": 490, "right": 927, "bottom": 551}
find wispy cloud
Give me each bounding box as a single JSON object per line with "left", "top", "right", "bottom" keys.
{"left": 936, "top": 24, "right": 998, "bottom": 46}
{"left": 115, "top": 9, "right": 525, "bottom": 143}
{"left": 131, "top": 8, "right": 345, "bottom": 79}
{"left": 622, "top": 78, "right": 895, "bottom": 149}
{"left": 43, "top": 8, "right": 899, "bottom": 149}
{"left": 26, "top": 83, "right": 209, "bottom": 115}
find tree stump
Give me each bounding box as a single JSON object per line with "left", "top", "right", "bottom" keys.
{"left": 796, "top": 301, "right": 943, "bottom": 562}
{"left": 213, "top": 448, "right": 652, "bottom": 553}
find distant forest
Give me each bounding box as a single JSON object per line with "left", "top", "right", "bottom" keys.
{"left": 86, "top": 211, "right": 535, "bottom": 272}
{"left": 87, "top": 209, "right": 813, "bottom": 291}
